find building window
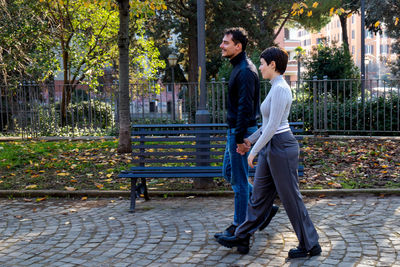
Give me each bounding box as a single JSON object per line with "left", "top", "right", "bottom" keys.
{"left": 365, "top": 45, "right": 374, "bottom": 54}
{"left": 284, "top": 28, "right": 290, "bottom": 39}
{"left": 167, "top": 84, "right": 172, "bottom": 92}
{"left": 351, "top": 15, "right": 355, "bottom": 24}
{"left": 380, "top": 45, "right": 389, "bottom": 54}
{"left": 149, "top": 101, "right": 156, "bottom": 113}
{"left": 365, "top": 31, "right": 373, "bottom": 39}
{"left": 352, "top": 30, "right": 355, "bottom": 39}
{"left": 352, "top": 46, "right": 355, "bottom": 54}
{"left": 167, "top": 101, "right": 172, "bottom": 113}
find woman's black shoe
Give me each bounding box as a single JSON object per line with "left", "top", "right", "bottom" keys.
{"left": 288, "top": 243, "right": 322, "bottom": 258}
{"left": 217, "top": 234, "right": 250, "bottom": 254}
{"left": 214, "top": 224, "right": 236, "bottom": 239}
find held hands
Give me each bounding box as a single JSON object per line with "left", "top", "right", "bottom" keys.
{"left": 236, "top": 138, "right": 256, "bottom": 168}
{"left": 236, "top": 138, "right": 251, "bottom": 155}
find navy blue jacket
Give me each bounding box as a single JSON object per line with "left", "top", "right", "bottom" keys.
{"left": 227, "top": 51, "right": 260, "bottom": 144}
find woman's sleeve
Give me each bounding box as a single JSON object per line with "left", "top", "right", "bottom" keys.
{"left": 247, "top": 127, "right": 262, "bottom": 144}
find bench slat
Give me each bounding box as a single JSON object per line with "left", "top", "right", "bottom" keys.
{"left": 132, "top": 151, "right": 224, "bottom": 157}
{"left": 132, "top": 129, "right": 227, "bottom": 135}
{"left": 133, "top": 158, "right": 223, "bottom": 164}
{"left": 132, "top": 137, "right": 226, "bottom": 142}
{"left": 133, "top": 144, "right": 226, "bottom": 149}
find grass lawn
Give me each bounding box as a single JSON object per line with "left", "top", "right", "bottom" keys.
{"left": 0, "top": 138, "right": 399, "bottom": 192}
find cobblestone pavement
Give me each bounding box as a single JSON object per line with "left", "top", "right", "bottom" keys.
{"left": 0, "top": 195, "right": 400, "bottom": 267}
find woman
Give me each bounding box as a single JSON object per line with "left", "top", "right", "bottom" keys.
{"left": 217, "top": 46, "right": 321, "bottom": 258}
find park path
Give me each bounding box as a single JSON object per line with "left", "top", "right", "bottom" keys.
{"left": 0, "top": 195, "right": 399, "bottom": 266}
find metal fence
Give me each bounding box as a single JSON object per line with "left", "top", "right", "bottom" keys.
{"left": 1, "top": 78, "right": 399, "bottom": 137}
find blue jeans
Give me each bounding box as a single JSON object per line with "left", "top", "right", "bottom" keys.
{"left": 223, "top": 126, "right": 258, "bottom": 226}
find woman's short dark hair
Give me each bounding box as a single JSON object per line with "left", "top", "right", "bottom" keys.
{"left": 224, "top": 27, "right": 248, "bottom": 52}
{"left": 260, "top": 47, "right": 288, "bottom": 75}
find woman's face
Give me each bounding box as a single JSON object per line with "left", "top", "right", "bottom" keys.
{"left": 259, "top": 58, "right": 275, "bottom": 80}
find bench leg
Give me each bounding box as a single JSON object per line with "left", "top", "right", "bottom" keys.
{"left": 141, "top": 178, "right": 150, "bottom": 201}
{"left": 129, "top": 178, "right": 138, "bottom": 213}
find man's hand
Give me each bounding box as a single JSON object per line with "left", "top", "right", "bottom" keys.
{"left": 248, "top": 153, "right": 256, "bottom": 168}
{"left": 236, "top": 143, "right": 250, "bottom": 155}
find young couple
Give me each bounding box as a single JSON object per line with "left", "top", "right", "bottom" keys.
{"left": 215, "top": 27, "right": 321, "bottom": 258}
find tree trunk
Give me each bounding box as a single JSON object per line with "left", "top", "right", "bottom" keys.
{"left": 339, "top": 14, "right": 350, "bottom": 53}
{"left": 117, "top": 0, "right": 132, "bottom": 153}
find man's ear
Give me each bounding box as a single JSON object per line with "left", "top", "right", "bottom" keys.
{"left": 235, "top": 42, "right": 242, "bottom": 52}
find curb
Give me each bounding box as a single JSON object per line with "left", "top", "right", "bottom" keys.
{"left": 1, "top": 189, "right": 400, "bottom": 199}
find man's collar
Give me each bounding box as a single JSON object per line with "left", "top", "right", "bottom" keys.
{"left": 230, "top": 51, "right": 246, "bottom": 66}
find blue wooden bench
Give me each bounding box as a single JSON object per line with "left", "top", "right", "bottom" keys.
{"left": 118, "top": 123, "right": 304, "bottom": 212}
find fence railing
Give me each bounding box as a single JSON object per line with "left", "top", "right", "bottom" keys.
{"left": 1, "top": 78, "right": 399, "bottom": 137}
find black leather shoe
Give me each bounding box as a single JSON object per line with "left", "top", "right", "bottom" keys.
{"left": 217, "top": 234, "right": 250, "bottom": 254}
{"left": 214, "top": 224, "right": 236, "bottom": 239}
{"left": 288, "top": 243, "right": 322, "bottom": 258}
{"left": 259, "top": 205, "right": 279, "bottom": 231}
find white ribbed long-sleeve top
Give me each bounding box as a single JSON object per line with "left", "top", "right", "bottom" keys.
{"left": 248, "top": 75, "right": 292, "bottom": 157}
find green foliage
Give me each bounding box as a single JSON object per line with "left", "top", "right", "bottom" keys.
{"left": 302, "top": 43, "right": 360, "bottom": 100}
{"left": 290, "top": 92, "right": 400, "bottom": 135}
{"left": 0, "top": 0, "right": 58, "bottom": 86}
{"left": 31, "top": 100, "right": 115, "bottom": 136}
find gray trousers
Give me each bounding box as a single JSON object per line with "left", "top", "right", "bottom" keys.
{"left": 235, "top": 131, "right": 319, "bottom": 251}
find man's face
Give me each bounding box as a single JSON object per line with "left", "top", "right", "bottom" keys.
{"left": 219, "top": 34, "right": 241, "bottom": 59}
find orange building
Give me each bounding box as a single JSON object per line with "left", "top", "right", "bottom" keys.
{"left": 293, "top": 14, "right": 397, "bottom": 80}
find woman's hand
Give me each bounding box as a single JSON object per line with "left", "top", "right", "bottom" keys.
{"left": 248, "top": 153, "right": 256, "bottom": 168}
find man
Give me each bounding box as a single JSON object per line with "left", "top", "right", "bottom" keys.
{"left": 214, "top": 27, "right": 278, "bottom": 240}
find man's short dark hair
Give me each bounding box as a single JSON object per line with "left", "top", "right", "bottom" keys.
{"left": 260, "top": 47, "right": 289, "bottom": 75}
{"left": 224, "top": 27, "right": 248, "bottom": 52}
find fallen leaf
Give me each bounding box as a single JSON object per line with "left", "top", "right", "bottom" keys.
{"left": 328, "top": 203, "right": 336, "bottom": 206}
{"left": 108, "top": 216, "right": 115, "bottom": 220}
{"left": 25, "top": 185, "right": 38, "bottom": 189}
{"left": 36, "top": 197, "right": 47, "bottom": 202}
{"left": 14, "top": 215, "right": 23, "bottom": 219}
{"left": 23, "top": 198, "right": 32, "bottom": 202}
{"left": 57, "top": 172, "right": 70, "bottom": 176}
{"left": 81, "top": 196, "right": 88, "bottom": 201}
{"left": 65, "top": 186, "right": 76, "bottom": 191}
{"left": 319, "top": 194, "right": 326, "bottom": 198}
{"left": 96, "top": 183, "right": 104, "bottom": 189}
{"left": 120, "top": 186, "right": 128, "bottom": 190}
{"left": 186, "top": 196, "right": 195, "bottom": 199}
